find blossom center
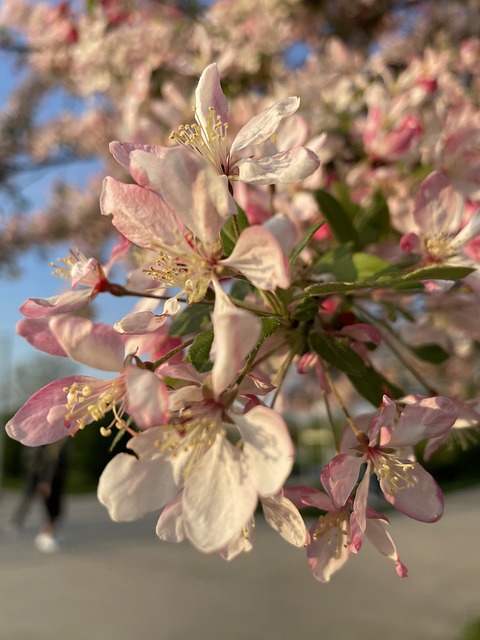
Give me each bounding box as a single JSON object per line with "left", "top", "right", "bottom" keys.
{"left": 170, "top": 106, "right": 230, "bottom": 174}
{"left": 423, "top": 233, "right": 456, "bottom": 262}
{"left": 372, "top": 451, "right": 416, "bottom": 495}
{"left": 64, "top": 378, "right": 128, "bottom": 434}
{"left": 154, "top": 402, "right": 224, "bottom": 477}
{"left": 145, "top": 250, "right": 214, "bottom": 303}
{"left": 312, "top": 511, "right": 350, "bottom": 560}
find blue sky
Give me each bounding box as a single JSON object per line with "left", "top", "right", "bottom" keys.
{"left": 0, "top": 49, "right": 134, "bottom": 410}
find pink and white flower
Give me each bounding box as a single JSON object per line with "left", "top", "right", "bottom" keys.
{"left": 6, "top": 316, "right": 170, "bottom": 446}
{"left": 320, "top": 395, "right": 457, "bottom": 523}
{"left": 286, "top": 486, "right": 408, "bottom": 582}
{"left": 169, "top": 63, "right": 320, "bottom": 185}
{"left": 97, "top": 283, "right": 295, "bottom": 553}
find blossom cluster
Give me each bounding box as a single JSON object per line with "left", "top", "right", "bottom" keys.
{"left": 6, "top": 62, "right": 480, "bottom": 582}
{"left": 3, "top": 0, "right": 480, "bottom": 270}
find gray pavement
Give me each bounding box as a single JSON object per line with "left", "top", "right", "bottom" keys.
{"left": 0, "top": 486, "right": 479, "bottom": 640}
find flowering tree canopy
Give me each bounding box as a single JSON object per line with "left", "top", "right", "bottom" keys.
{"left": 3, "top": 1, "right": 480, "bottom": 582}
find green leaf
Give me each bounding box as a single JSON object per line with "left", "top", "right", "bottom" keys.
{"left": 289, "top": 219, "right": 325, "bottom": 267}
{"left": 411, "top": 344, "right": 450, "bottom": 364}
{"left": 260, "top": 316, "right": 282, "bottom": 340}
{"left": 347, "top": 367, "right": 404, "bottom": 407}
{"left": 186, "top": 329, "right": 214, "bottom": 372}
{"left": 169, "top": 304, "right": 211, "bottom": 337}
{"left": 293, "top": 298, "right": 319, "bottom": 322}
{"left": 305, "top": 263, "right": 474, "bottom": 298}
{"left": 220, "top": 205, "right": 250, "bottom": 256}
{"left": 309, "top": 331, "right": 366, "bottom": 376}
{"left": 315, "top": 189, "right": 359, "bottom": 248}
{"left": 400, "top": 265, "right": 475, "bottom": 282}
{"left": 351, "top": 253, "right": 393, "bottom": 281}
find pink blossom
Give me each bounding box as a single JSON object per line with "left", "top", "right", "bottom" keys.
{"left": 169, "top": 63, "right": 320, "bottom": 185}
{"left": 6, "top": 316, "right": 169, "bottom": 446}
{"left": 321, "top": 395, "right": 457, "bottom": 523}
{"left": 286, "top": 486, "right": 407, "bottom": 582}
{"left": 98, "top": 287, "right": 295, "bottom": 553}
{"left": 19, "top": 239, "right": 130, "bottom": 319}
{"left": 100, "top": 174, "right": 290, "bottom": 303}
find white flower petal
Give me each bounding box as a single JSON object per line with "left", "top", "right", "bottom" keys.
{"left": 236, "top": 147, "right": 321, "bottom": 185}
{"left": 182, "top": 435, "right": 258, "bottom": 553}
{"left": 210, "top": 280, "right": 261, "bottom": 397}
{"left": 195, "top": 63, "right": 229, "bottom": 133}
{"left": 262, "top": 494, "right": 307, "bottom": 547}
{"left": 234, "top": 405, "right": 294, "bottom": 497}
{"left": 231, "top": 97, "right": 300, "bottom": 154}
{"left": 97, "top": 446, "right": 178, "bottom": 522}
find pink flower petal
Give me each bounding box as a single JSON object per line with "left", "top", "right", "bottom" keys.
{"left": 109, "top": 141, "right": 167, "bottom": 169}
{"left": 20, "top": 289, "right": 92, "bottom": 318}
{"left": 413, "top": 171, "right": 463, "bottom": 234}
{"left": 50, "top": 316, "right": 126, "bottom": 372}
{"left": 17, "top": 317, "right": 67, "bottom": 357}
{"left": 125, "top": 366, "right": 169, "bottom": 429}
{"left": 387, "top": 396, "right": 458, "bottom": 447}
{"left": 380, "top": 461, "right": 444, "bottom": 522}
{"left": 261, "top": 493, "right": 307, "bottom": 546}
{"left": 321, "top": 453, "right": 365, "bottom": 507}
{"left": 210, "top": 280, "right": 261, "bottom": 397}
{"left": 307, "top": 512, "right": 351, "bottom": 582}
{"left": 156, "top": 493, "right": 185, "bottom": 542}
{"left": 221, "top": 226, "right": 291, "bottom": 290}
{"left": 100, "top": 176, "right": 182, "bottom": 249}
{"left": 5, "top": 375, "right": 95, "bottom": 445}
{"left": 365, "top": 518, "right": 408, "bottom": 577}
{"left": 114, "top": 311, "right": 168, "bottom": 335}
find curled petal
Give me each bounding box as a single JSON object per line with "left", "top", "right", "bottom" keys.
{"left": 20, "top": 289, "right": 92, "bottom": 318}
{"left": 236, "top": 147, "right": 320, "bottom": 185}
{"left": 109, "top": 141, "right": 167, "bottom": 169}
{"left": 156, "top": 493, "right": 185, "bottom": 542}
{"left": 114, "top": 311, "right": 168, "bottom": 335}
{"left": 365, "top": 517, "right": 408, "bottom": 578}
{"left": 195, "top": 63, "right": 229, "bottom": 133}
{"left": 231, "top": 97, "right": 300, "bottom": 154}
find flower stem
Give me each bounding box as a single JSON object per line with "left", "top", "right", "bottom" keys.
{"left": 151, "top": 338, "right": 194, "bottom": 369}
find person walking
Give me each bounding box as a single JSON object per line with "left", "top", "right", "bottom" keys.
{"left": 9, "top": 439, "right": 70, "bottom": 552}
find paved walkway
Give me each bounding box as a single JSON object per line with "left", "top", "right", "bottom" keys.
{"left": 0, "top": 486, "right": 479, "bottom": 640}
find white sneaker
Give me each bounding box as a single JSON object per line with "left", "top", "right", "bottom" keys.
{"left": 34, "top": 532, "right": 60, "bottom": 553}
